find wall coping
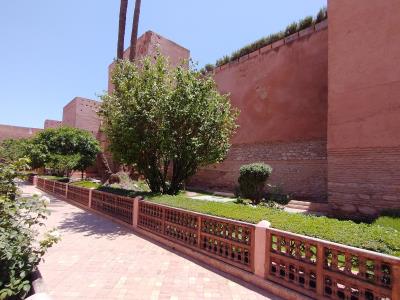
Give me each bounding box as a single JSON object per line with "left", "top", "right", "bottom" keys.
{"left": 214, "top": 19, "right": 328, "bottom": 74}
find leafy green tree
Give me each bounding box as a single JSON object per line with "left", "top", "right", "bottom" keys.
{"left": 0, "top": 159, "right": 59, "bottom": 299}
{"left": 27, "top": 127, "right": 100, "bottom": 178}
{"left": 100, "top": 55, "right": 238, "bottom": 194}
{"left": 0, "top": 139, "right": 29, "bottom": 163}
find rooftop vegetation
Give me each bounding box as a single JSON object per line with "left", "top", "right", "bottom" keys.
{"left": 200, "top": 7, "right": 327, "bottom": 74}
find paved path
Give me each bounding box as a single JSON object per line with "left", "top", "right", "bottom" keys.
{"left": 22, "top": 184, "right": 280, "bottom": 300}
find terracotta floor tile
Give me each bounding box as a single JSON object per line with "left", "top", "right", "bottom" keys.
{"left": 21, "top": 184, "right": 281, "bottom": 300}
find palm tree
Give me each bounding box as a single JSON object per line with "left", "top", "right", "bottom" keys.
{"left": 117, "top": 0, "right": 129, "bottom": 60}
{"left": 129, "top": 0, "right": 142, "bottom": 61}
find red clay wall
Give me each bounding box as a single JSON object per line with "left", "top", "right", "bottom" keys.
{"left": 0, "top": 124, "right": 42, "bottom": 141}
{"left": 44, "top": 119, "right": 62, "bottom": 129}
{"left": 190, "top": 23, "right": 328, "bottom": 200}
{"left": 62, "top": 97, "right": 101, "bottom": 136}
{"left": 108, "top": 31, "right": 190, "bottom": 93}
{"left": 327, "top": 0, "right": 400, "bottom": 215}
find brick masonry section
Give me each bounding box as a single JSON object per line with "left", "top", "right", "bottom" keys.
{"left": 328, "top": 147, "right": 400, "bottom": 216}
{"left": 189, "top": 140, "right": 327, "bottom": 201}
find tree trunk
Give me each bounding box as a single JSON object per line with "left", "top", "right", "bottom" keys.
{"left": 129, "top": 0, "right": 142, "bottom": 61}
{"left": 99, "top": 152, "right": 113, "bottom": 183}
{"left": 117, "top": 0, "right": 129, "bottom": 60}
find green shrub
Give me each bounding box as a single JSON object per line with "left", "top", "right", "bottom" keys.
{"left": 265, "top": 184, "right": 291, "bottom": 205}
{"left": 216, "top": 55, "right": 231, "bottom": 67}
{"left": 284, "top": 22, "right": 298, "bottom": 37}
{"left": 0, "top": 161, "right": 59, "bottom": 299}
{"left": 316, "top": 7, "right": 327, "bottom": 23}
{"left": 238, "top": 163, "right": 272, "bottom": 204}
{"left": 298, "top": 16, "right": 314, "bottom": 30}
{"left": 204, "top": 64, "right": 215, "bottom": 72}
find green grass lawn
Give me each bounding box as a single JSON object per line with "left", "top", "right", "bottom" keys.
{"left": 39, "top": 175, "right": 68, "bottom": 181}
{"left": 69, "top": 180, "right": 101, "bottom": 189}
{"left": 40, "top": 177, "right": 400, "bottom": 257}
{"left": 374, "top": 216, "right": 400, "bottom": 232}
{"left": 148, "top": 194, "right": 400, "bottom": 257}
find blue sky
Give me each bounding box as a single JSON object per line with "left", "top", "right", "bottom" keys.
{"left": 0, "top": 0, "right": 326, "bottom": 129}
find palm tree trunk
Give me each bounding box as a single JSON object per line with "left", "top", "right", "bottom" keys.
{"left": 129, "top": 0, "right": 142, "bottom": 61}
{"left": 117, "top": 0, "right": 129, "bottom": 60}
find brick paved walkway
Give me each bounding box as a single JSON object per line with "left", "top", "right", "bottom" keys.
{"left": 23, "top": 185, "right": 280, "bottom": 300}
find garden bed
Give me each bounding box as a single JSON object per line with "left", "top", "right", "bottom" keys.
{"left": 38, "top": 177, "right": 400, "bottom": 257}
{"left": 147, "top": 194, "right": 400, "bottom": 257}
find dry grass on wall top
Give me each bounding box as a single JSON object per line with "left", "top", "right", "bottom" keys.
{"left": 199, "top": 7, "right": 328, "bottom": 73}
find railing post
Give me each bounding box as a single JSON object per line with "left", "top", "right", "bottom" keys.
{"left": 393, "top": 263, "right": 400, "bottom": 300}
{"left": 132, "top": 197, "right": 140, "bottom": 227}
{"left": 316, "top": 243, "right": 325, "bottom": 297}
{"left": 88, "top": 188, "right": 93, "bottom": 208}
{"left": 65, "top": 183, "right": 68, "bottom": 198}
{"left": 197, "top": 216, "right": 202, "bottom": 249}
{"left": 33, "top": 175, "right": 38, "bottom": 186}
{"left": 254, "top": 220, "right": 271, "bottom": 278}
{"left": 52, "top": 180, "right": 56, "bottom": 193}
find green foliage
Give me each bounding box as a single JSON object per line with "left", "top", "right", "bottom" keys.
{"left": 316, "top": 6, "right": 328, "bottom": 23}
{"left": 238, "top": 163, "right": 272, "bottom": 204}
{"left": 100, "top": 56, "right": 238, "bottom": 194}
{"left": 27, "top": 127, "right": 100, "bottom": 176}
{"left": 284, "top": 22, "right": 298, "bottom": 37}
{"left": 298, "top": 16, "right": 314, "bottom": 31}
{"left": 215, "top": 55, "right": 231, "bottom": 67}
{"left": 374, "top": 216, "right": 400, "bottom": 232}
{"left": 45, "top": 154, "right": 81, "bottom": 177}
{"left": 70, "top": 180, "right": 101, "bottom": 189}
{"left": 374, "top": 210, "right": 400, "bottom": 232}
{"left": 0, "top": 161, "right": 59, "bottom": 299}
{"left": 265, "top": 184, "right": 291, "bottom": 205}
{"left": 0, "top": 139, "right": 29, "bottom": 163}
{"left": 148, "top": 194, "right": 400, "bottom": 257}
{"left": 0, "top": 159, "right": 29, "bottom": 200}
{"left": 211, "top": 6, "right": 326, "bottom": 68}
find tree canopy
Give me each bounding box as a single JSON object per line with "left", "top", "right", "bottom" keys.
{"left": 100, "top": 55, "right": 238, "bottom": 194}
{"left": 27, "top": 127, "right": 100, "bottom": 177}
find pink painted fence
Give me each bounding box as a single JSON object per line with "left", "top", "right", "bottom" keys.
{"left": 138, "top": 201, "right": 254, "bottom": 272}
{"left": 35, "top": 178, "right": 400, "bottom": 300}
{"left": 91, "top": 190, "right": 133, "bottom": 225}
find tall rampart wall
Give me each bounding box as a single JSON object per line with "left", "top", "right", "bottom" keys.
{"left": 190, "top": 22, "right": 328, "bottom": 200}
{"left": 327, "top": 0, "right": 400, "bottom": 215}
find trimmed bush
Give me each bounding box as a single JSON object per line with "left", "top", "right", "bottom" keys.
{"left": 238, "top": 163, "right": 272, "bottom": 204}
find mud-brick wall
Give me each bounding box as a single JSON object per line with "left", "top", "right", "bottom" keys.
{"left": 62, "top": 97, "right": 101, "bottom": 136}
{"left": 327, "top": 0, "right": 400, "bottom": 215}
{"left": 0, "top": 124, "right": 42, "bottom": 141}
{"left": 190, "top": 23, "right": 328, "bottom": 200}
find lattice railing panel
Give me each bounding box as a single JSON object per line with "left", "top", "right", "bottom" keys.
{"left": 267, "top": 228, "right": 398, "bottom": 300}
{"left": 201, "top": 217, "right": 252, "bottom": 246}
{"left": 43, "top": 180, "right": 54, "bottom": 193}
{"left": 137, "top": 201, "right": 254, "bottom": 272}
{"left": 53, "top": 181, "right": 67, "bottom": 197}
{"left": 91, "top": 190, "right": 133, "bottom": 225}
{"left": 323, "top": 245, "right": 392, "bottom": 289}
{"left": 323, "top": 272, "right": 392, "bottom": 300}
{"left": 37, "top": 178, "right": 45, "bottom": 189}
{"left": 138, "top": 214, "right": 163, "bottom": 234}
{"left": 66, "top": 185, "right": 90, "bottom": 206}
